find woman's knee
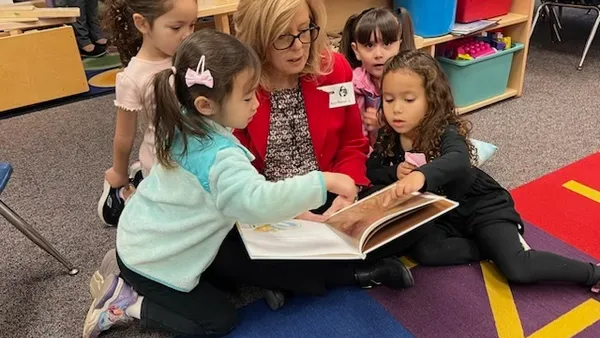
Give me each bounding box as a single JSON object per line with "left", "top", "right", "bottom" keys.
{"left": 411, "top": 243, "right": 443, "bottom": 265}
{"left": 206, "top": 306, "right": 238, "bottom": 337}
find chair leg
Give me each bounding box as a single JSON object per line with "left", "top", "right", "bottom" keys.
{"left": 551, "top": 6, "right": 563, "bottom": 30}
{"left": 0, "top": 200, "right": 78, "bottom": 275}
{"left": 577, "top": 7, "right": 600, "bottom": 70}
{"left": 531, "top": 3, "right": 550, "bottom": 38}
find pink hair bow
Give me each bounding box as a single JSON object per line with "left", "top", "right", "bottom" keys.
{"left": 185, "top": 55, "right": 213, "bottom": 88}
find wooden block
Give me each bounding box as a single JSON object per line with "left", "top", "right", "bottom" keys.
{"left": 1, "top": 1, "right": 44, "bottom": 7}
{"left": 0, "top": 17, "right": 39, "bottom": 23}
{"left": 0, "top": 17, "right": 75, "bottom": 32}
{"left": 0, "top": 5, "right": 36, "bottom": 11}
{"left": 0, "top": 26, "right": 89, "bottom": 112}
{"left": 0, "top": 7, "right": 80, "bottom": 19}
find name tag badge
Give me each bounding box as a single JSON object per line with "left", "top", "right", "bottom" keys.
{"left": 317, "top": 81, "right": 356, "bottom": 108}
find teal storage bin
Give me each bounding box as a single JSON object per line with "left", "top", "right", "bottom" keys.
{"left": 438, "top": 43, "right": 524, "bottom": 107}
{"left": 394, "top": 0, "right": 457, "bottom": 38}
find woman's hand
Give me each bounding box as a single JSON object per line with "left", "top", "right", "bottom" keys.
{"left": 383, "top": 171, "right": 426, "bottom": 207}
{"left": 396, "top": 161, "right": 417, "bottom": 180}
{"left": 323, "top": 172, "right": 357, "bottom": 201}
{"left": 364, "top": 107, "right": 381, "bottom": 131}
{"left": 323, "top": 195, "right": 355, "bottom": 218}
{"left": 105, "top": 167, "right": 130, "bottom": 188}
{"left": 294, "top": 211, "right": 327, "bottom": 223}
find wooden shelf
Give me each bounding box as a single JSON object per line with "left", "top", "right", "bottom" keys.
{"left": 197, "top": 0, "right": 238, "bottom": 18}
{"left": 417, "top": 13, "right": 529, "bottom": 48}
{"left": 457, "top": 88, "right": 518, "bottom": 115}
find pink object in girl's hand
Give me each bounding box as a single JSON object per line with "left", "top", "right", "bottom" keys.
{"left": 405, "top": 152, "right": 427, "bottom": 167}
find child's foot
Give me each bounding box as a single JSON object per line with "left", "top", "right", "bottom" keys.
{"left": 94, "top": 38, "right": 108, "bottom": 46}
{"left": 264, "top": 289, "right": 286, "bottom": 311}
{"left": 355, "top": 257, "right": 414, "bottom": 289}
{"left": 90, "top": 249, "right": 121, "bottom": 299}
{"left": 97, "top": 181, "right": 126, "bottom": 226}
{"left": 83, "top": 274, "right": 137, "bottom": 338}
{"left": 80, "top": 43, "right": 106, "bottom": 58}
{"left": 592, "top": 263, "right": 600, "bottom": 293}
{"left": 128, "top": 162, "right": 144, "bottom": 188}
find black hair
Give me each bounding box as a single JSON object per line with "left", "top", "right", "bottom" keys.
{"left": 340, "top": 7, "right": 416, "bottom": 69}
{"left": 152, "top": 29, "right": 261, "bottom": 168}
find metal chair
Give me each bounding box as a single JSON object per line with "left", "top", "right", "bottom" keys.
{"left": 0, "top": 162, "right": 78, "bottom": 275}
{"left": 531, "top": 0, "right": 600, "bottom": 70}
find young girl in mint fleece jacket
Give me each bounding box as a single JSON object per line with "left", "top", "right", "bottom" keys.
{"left": 83, "top": 30, "right": 413, "bottom": 338}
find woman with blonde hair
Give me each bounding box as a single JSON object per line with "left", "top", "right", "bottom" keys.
{"left": 233, "top": 0, "right": 368, "bottom": 219}
{"left": 206, "top": 0, "right": 425, "bottom": 311}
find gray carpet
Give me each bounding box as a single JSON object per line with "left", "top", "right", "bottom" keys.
{"left": 1, "top": 7, "right": 599, "bottom": 338}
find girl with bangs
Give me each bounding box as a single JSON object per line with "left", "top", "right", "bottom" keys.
{"left": 340, "top": 7, "right": 415, "bottom": 148}
{"left": 371, "top": 50, "right": 600, "bottom": 298}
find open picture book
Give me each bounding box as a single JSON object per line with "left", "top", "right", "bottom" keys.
{"left": 236, "top": 184, "right": 459, "bottom": 260}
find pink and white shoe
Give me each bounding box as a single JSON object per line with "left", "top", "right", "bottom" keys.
{"left": 83, "top": 274, "right": 137, "bottom": 338}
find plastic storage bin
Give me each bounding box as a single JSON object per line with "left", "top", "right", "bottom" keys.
{"left": 456, "top": 0, "right": 513, "bottom": 23}
{"left": 437, "top": 42, "right": 524, "bottom": 107}
{"left": 394, "top": 0, "right": 457, "bottom": 38}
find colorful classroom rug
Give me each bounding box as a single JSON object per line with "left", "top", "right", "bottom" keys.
{"left": 226, "top": 156, "right": 600, "bottom": 338}
{"left": 511, "top": 152, "right": 600, "bottom": 260}
{"left": 82, "top": 52, "right": 121, "bottom": 97}
{"left": 230, "top": 222, "right": 599, "bottom": 338}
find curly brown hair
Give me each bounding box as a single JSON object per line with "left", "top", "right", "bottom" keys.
{"left": 374, "top": 50, "right": 478, "bottom": 165}
{"left": 102, "top": 0, "right": 173, "bottom": 66}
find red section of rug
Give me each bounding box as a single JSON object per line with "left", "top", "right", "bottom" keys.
{"left": 511, "top": 152, "right": 600, "bottom": 260}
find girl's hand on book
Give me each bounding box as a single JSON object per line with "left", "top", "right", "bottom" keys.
{"left": 396, "top": 162, "right": 416, "bottom": 180}
{"left": 323, "top": 173, "right": 357, "bottom": 201}
{"left": 323, "top": 195, "right": 355, "bottom": 218}
{"left": 294, "top": 211, "right": 327, "bottom": 223}
{"left": 383, "top": 171, "right": 426, "bottom": 207}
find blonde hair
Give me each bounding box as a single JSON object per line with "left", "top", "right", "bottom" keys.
{"left": 234, "top": 0, "right": 332, "bottom": 90}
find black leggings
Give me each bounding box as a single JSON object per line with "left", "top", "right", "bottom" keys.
{"left": 207, "top": 185, "right": 429, "bottom": 295}
{"left": 117, "top": 254, "right": 236, "bottom": 338}
{"left": 412, "top": 220, "right": 599, "bottom": 285}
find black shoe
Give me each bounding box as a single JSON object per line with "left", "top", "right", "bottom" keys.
{"left": 80, "top": 44, "right": 107, "bottom": 58}
{"left": 131, "top": 171, "right": 144, "bottom": 188}
{"left": 129, "top": 162, "right": 144, "bottom": 188}
{"left": 355, "top": 257, "right": 414, "bottom": 289}
{"left": 97, "top": 181, "right": 125, "bottom": 227}
{"left": 264, "top": 289, "right": 285, "bottom": 311}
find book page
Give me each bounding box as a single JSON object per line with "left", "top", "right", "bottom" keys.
{"left": 362, "top": 198, "right": 459, "bottom": 254}
{"left": 324, "top": 186, "right": 441, "bottom": 248}
{"left": 236, "top": 220, "right": 362, "bottom": 260}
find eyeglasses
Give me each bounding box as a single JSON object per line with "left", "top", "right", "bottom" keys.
{"left": 272, "top": 24, "right": 320, "bottom": 50}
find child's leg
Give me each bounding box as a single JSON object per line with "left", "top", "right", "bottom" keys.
{"left": 208, "top": 229, "right": 414, "bottom": 295}
{"left": 65, "top": 0, "right": 92, "bottom": 48}
{"left": 116, "top": 254, "right": 236, "bottom": 337}
{"left": 411, "top": 222, "right": 483, "bottom": 265}
{"left": 85, "top": 0, "right": 104, "bottom": 44}
{"left": 475, "top": 222, "right": 600, "bottom": 286}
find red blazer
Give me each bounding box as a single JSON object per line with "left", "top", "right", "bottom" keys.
{"left": 234, "top": 52, "right": 370, "bottom": 186}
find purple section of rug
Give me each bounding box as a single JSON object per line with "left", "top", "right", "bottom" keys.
{"left": 370, "top": 263, "right": 497, "bottom": 337}
{"left": 369, "top": 222, "right": 600, "bottom": 337}
{"left": 510, "top": 223, "right": 599, "bottom": 337}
